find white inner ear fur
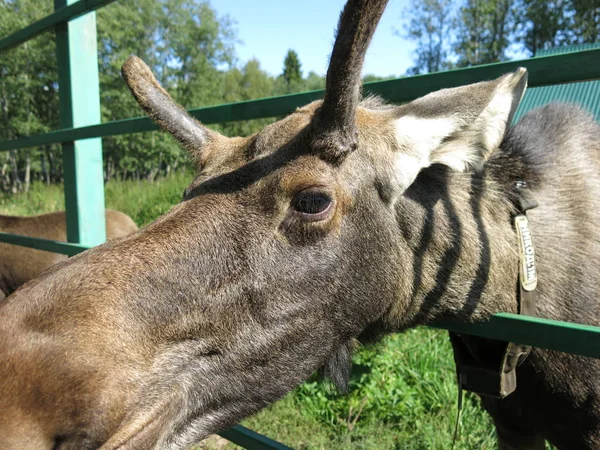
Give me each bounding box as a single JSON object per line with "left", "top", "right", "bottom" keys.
{"left": 392, "top": 68, "right": 527, "bottom": 186}
{"left": 392, "top": 116, "right": 457, "bottom": 188}
{"left": 430, "top": 85, "right": 515, "bottom": 171}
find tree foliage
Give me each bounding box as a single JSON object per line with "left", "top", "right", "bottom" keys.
{"left": 0, "top": 1, "right": 57, "bottom": 192}
{"left": 282, "top": 49, "right": 302, "bottom": 90}
{"left": 0, "top": 0, "right": 327, "bottom": 191}
{"left": 568, "top": 0, "right": 600, "bottom": 44}
{"left": 454, "top": 0, "right": 514, "bottom": 66}
{"left": 7, "top": 0, "right": 597, "bottom": 190}
{"left": 515, "top": 0, "right": 599, "bottom": 55}
{"left": 403, "top": 0, "right": 600, "bottom": 71}
{"left": 96, "top": 0, "right": 237, "bottom": 181}
{"left": 402, "top": 0, "right": 454, "bottom": 74}
{"left": 515, "top": 0, "right": 568, "bottom": 55}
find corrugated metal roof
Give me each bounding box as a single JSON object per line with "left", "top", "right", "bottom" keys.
{"left": 512, "top": 43, "right": 600, "bottom": 123}
{"left": 536, "top": 43, "right": 600, "bottom": 56}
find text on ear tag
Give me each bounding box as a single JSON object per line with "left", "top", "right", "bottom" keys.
{"left": 514, "top": 214, "right": 537, "bottom": 291}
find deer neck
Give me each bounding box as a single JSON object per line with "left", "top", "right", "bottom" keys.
{"left": 391, "top": 164, "right": 522, "bottom": 329}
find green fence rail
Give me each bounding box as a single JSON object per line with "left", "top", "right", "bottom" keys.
{"left": 2, "top": 1, "right": 600, "bottom": 448}
{"left": 1, "top": 48, "right": 600, "bottom": 153}
{"left": 0, "top": 0, "right": 117, "bottom": 52}
{"left": 435, "top": 314, "right": 600, "bottom": 359}
{"left": 221, "top": 425, "right": 294, "bottom": 450}
{"left": 0, "top": 232, "right": 91, "bottom": 256}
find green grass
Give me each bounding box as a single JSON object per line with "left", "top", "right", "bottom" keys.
{"left": 0, "top": 171, "right": 191, "bottom": 226}
{"left": 0, "top": 172, "right": 500, "bottom": 449}
{"left": 237, "top": 329, "right": 497, "bottom": 450}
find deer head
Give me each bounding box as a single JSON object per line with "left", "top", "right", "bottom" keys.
{"left": 0, "top": 1, "right": 530, "bottom": 448}
{"left": 115, "top": 0, "right": 527, "bottom": 443}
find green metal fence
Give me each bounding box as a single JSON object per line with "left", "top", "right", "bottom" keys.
{"left": 1, "top": 1, "right": 600, "bottom": 448}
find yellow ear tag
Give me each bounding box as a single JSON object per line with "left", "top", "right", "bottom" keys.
{"left": 514, "top": 215, "right": 537, "bottom": 291}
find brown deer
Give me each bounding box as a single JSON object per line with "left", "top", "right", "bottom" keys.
{"left": 0, "top": 0, "right": 599, "bottom": 448}
{"left": 0, "top": 210, "right": 138, "bottom": 300}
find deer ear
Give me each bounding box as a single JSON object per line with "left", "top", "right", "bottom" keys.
{"left": 392, "top": 68, "right": 527, "bottom": 186}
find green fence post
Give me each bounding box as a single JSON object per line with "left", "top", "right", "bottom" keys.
{"left": 54, "top": 0, "right": 106, "bottom": 245}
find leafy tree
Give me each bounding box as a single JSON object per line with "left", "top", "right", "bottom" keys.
{"left": 401, "top": 0, "right": 454, "bottom": 74}
{"left": 304, "top": 71, "right": 325, "bottom": 91}
{"left": 568, "top": 0, "right": 600, "bottom": 44}
{"left": 282, "top": 49, "right": 302, "bottom": 91}
{"left": 514, "top": 0, "right": 567, "bottom": 55}
{"left": 513, "top": 0, "right": 598, "bottom": 56}
{"left": 217, "top": 59, "right": 277, "bottom": 137}
{"left": 96, "top": 0, "right": 238, "bottom": 180}
{"left": 0, "top": 0, "right": 58, "bottom": 191}
{"left": 1, "top": 0, "right": 244, "bottom": 188}
{"left": 454, "top": 0, "right": 514, "bottom": 67}
{"left": 363, "top": 74, "right": 396, "bottom": 83}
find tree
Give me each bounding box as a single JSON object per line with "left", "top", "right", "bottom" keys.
{"left": 568, "top": 0, "right": 600, "bottom": 44}
{"left": 0, "top": 0, "right": 58, "bottom": 191}
{"left": 402, "top": 0, "right": 454, "bottom": 74}
{"left": 363, "top": 74, "right": 395, "bottom": 82}
{"left": 514, "top": 0, "right": 567, "bottom": 55}
{"left": 217, "top": 59, "right": 277, "bottom": 137}
{"left": 304, "top": 71, "right": 325, "bottom": 91}
{"left": 513, "top": 0, "right": 599, "bottom": 57}
{"left": 454, "top": 0, "right": 514, "bottom": 67}
{"left": 96, "top": 0, "right": 239, "bottom": 181}
{"left": 282, "top": 49, "right": 302, "bottom": 89}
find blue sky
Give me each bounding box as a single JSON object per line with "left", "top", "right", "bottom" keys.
{"left": 212, "top": 0, "right": 415, "bottom": 78}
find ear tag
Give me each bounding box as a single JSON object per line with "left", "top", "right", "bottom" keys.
{"left": 514, "top": 215, "right": 537, "bottom": 291}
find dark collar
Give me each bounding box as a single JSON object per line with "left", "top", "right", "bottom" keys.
{"left": 448, "top": 180, "right": 538, "bottom": 399}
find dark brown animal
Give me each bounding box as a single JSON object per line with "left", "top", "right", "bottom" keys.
{"left": 1, "top": 0, "right": 599, "bottom": 448}
{"left": 0, "top": 210, "right": 138, "bottom": 300}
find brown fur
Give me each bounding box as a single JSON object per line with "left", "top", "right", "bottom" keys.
{"left": 0, "top": 1, "right": 598, "bottom": 449}
{"left": 0, "top": 210, "right": 138, "bottom": 300}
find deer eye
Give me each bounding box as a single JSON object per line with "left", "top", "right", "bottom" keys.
{"left": 291, "top": 189, "right": 334, "bottom": 221}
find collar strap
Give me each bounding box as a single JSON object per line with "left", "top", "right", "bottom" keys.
{"left": 449, "top": 180, "right": 538, "bottom": 399}
{"left": 502, "top": 180, "right": 538, "bottom": 395}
